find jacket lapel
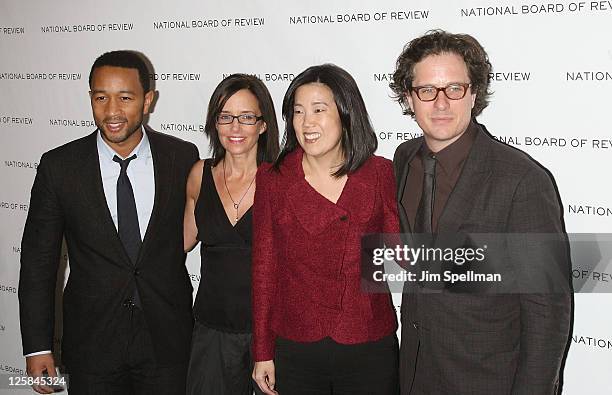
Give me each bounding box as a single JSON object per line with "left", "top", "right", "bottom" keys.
{"left": 284, "top": 150, "right": 346, "bottom": 235}
{"left": 78, "top": 130, "right": 132, "bottom": 266}
{"left": 395, "top": 138, "right": 422, "bottom": 233}
{"left": 137, "top": 129, "right": 175, "bottom": 265}
{"left": 337, "top": 157, "right": 376, "bottom": 224}
{"left": 287, "top": 182, "right": 345, "bottom": 235}
{"left": 284, "top": 149, "right": 379, "bottom": 234}
{"left": 437, "top": 126, "right": 492, "bottom": 234}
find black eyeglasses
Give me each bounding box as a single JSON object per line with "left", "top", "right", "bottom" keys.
{"left": 216, "top": 114, "right": 263, "bottom": 125}
{"left": 411, "top": 83, "right": 471, "bottom": 102}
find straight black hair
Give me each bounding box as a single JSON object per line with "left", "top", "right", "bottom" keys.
{"left": 275, "top": 64, "right": 377, "bottom": 177}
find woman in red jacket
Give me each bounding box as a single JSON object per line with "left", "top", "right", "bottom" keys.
{"left": 252, "top": 64, "right": 400, "bottom": 394}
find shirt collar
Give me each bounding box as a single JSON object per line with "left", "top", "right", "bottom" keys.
{"left": 421, "top": 120, "right": 477, "bottom": 175}
{"left": 96, "top": 127, "right": 151, "bottom": 163}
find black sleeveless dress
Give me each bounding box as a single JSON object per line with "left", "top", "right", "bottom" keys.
{"left": 186, "top": 159, "right": 261, "bottom": 395}
{"left": 192, "top": 159, "right": 252, "bottom": 332}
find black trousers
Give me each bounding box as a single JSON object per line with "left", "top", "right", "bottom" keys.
{"left": 275, "top": 334, "right": 399, "bottom": 395}
{"left": 66, "top": 306, "right": 187, "bottom": 395}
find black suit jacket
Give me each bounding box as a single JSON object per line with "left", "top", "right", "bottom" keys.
{"left": 19, "top": 128, "right": 199, "bottom": 372}
{"left": 394, "top": 123, "right": 571, "bottom": 395}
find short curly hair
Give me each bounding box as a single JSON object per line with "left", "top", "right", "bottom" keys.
{"left": 390, "top": 30, "right": 492, "bottom": 118}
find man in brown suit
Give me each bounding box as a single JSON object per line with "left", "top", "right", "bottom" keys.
{"left": 391, "top": 30, "right": 571, "bottom": 394}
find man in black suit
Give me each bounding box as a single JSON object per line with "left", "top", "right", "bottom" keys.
{"left": 390, "top": 31, "right": 571, "bottom": 394}
{"left": 19, "top": 50, "right": 199, "bottom": 394}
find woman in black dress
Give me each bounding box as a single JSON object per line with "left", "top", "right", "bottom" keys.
{"left": 183, "top": 74, "right": 279, "bottom": 394}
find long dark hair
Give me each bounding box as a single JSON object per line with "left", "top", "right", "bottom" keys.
{"left": 275, "top": 64, "right": 377, "bottom": 177}
{"left": 204, "top": 74, "right": 279, "bottom": 165}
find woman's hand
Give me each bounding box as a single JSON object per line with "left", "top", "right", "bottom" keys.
{"left": 253, "top": 360, "right": 279, "bottom": 394}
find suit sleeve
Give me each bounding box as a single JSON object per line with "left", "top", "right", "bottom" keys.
{"left": 251, "top": 166, "right": 279, "bottom": 361}
{"left": 18, "top": 153, "right": 65, "bottom": 355}
{"left": 392, "top": 143, "right": 405, "bottom": 194}
{"left": 187, "top": 142, "right": 200, "bottom": 167}
{"left": 508, "top": 166, "right": 571, "bottom": 395}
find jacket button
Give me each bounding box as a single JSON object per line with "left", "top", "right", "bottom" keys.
{"left": 412, "top": 321, "right": 420, "bottom": 329}
{"left": 339, "top": 215, "right": 348, "bottom": 221}
{"left": 134, "top": 269, "right": 140, "bottom": 276}
{"left": 123, "top": 299, "right": 133, "bottom": 308}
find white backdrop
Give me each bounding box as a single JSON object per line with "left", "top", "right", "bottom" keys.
{"left": 1, "top": 0, "right": 611, "bottom": 393}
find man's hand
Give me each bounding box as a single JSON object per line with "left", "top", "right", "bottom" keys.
{"left": 26, "top": 354, "right": 57, "bottom": 394}
{"left": 253, "top": 360, "right": 279, "bottom": 395}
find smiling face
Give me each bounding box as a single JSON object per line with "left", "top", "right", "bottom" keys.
{"left": 90, "top": 66, "right": 153, "bottom": 156}
{"left": 292, "top": 82, "right": 343, "bottom": 163}
{"left": 407, "top": 52, "right": 476, "bottom": 152}
{"left": 216, "top": 89, "right": 266, "bottom": 159}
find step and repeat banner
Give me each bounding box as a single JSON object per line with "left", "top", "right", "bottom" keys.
{"left": 1, "top": 0, "right": 611, "bottom": 393}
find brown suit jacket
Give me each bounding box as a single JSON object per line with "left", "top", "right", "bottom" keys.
{"left": 393, "top": 122, "right": 571, "bottom": 395}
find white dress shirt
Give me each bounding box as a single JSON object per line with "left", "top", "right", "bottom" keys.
{"left": 97, "top": 128, "right": 155, "bottom": 237}
{"left": 26, "top": 128, "right": 155, "bottom": 357}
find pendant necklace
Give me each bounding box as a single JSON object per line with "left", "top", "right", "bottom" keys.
{"left": 223, "top": 158, "right": 256, "bottom": 224}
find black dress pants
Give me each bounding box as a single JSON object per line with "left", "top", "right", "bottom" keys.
{"left": 274, "top": 334, "right": 399, "bottom": 395}
{"left": 66, "top": 306, "right": 187, "bottom": 395}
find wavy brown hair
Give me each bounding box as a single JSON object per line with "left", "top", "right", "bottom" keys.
{"left": 390, "top": 29, "right": 493, "bottom": 118}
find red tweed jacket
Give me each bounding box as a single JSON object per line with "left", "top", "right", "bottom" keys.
{"left": 252, "top": 148, "right": 399, "bottom": 361}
